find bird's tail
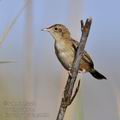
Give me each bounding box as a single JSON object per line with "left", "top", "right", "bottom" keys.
{"left": 90, "top": 69, "right": 107, "bottom": 80}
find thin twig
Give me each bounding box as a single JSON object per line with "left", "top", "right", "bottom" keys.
{"left": 56, "top": 17, "right": 92, "bottom": 120}
{"left": 0, "top": 0, "right": 29, "bottom": 45}
{"left": 81, "top": 20, "right": 84, "bottom": 31}
{"left": 69, "top": 79, "right": 80, "bottom": 105}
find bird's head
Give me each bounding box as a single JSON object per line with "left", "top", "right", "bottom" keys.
{"left": 42, "top": 24, "right": 71, "bottom": 41}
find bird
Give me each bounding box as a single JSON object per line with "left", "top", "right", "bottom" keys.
{"left": 41, "top": 24, "right": 107, "bottom": 80}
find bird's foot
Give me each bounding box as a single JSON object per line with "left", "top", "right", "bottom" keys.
{"left": 68, "top": 68, "right": 72, "bottom": 77}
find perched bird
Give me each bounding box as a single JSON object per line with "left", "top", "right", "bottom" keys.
{"left": 42, "top": 24, "right": 107, "bottom": 80}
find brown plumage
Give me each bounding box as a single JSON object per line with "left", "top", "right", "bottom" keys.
{"left": 42, "top": 24, "right": 107, "bottom": 80}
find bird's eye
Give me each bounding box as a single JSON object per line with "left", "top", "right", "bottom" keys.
{"left": 54, "top": 27, "right": 58, "bottom": 30}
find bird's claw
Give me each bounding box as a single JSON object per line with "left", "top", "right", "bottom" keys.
{"left": 68, "top": 68, "right": 72, "bottom": 77}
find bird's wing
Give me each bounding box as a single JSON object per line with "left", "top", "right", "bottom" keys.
{"left": 71, "top": 39, "right": 94, "bottom": 67}
{"left": 71, "top": 39, "right": 79, "bottom": 51}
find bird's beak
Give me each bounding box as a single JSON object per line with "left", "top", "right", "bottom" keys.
{"left": 41, "top": 27, "right": 49, "bottom": 31}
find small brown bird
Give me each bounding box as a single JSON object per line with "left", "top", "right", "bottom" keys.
{"left": 42, "top": 24, "right": 106, "bottom": 80}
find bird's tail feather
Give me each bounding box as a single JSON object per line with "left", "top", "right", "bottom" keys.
{"left": 90, "top": 69, "right": 107, "bottom": 80}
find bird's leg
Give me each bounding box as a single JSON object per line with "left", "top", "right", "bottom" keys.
{"left": 68, "top": 67, "right": 72, "bottom": 77}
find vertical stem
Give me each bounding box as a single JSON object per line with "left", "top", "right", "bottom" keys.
{"left": 56, "top": 18, "right": 92, "bottom": 120}
{"left": 24, "top": 0, "right": 34, "bottom": 103}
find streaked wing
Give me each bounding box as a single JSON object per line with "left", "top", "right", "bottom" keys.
{"left": 71, "top": 38, "right": 94, "bottom": 68}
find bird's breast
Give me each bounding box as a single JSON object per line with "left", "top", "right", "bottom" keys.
{"left": 54, "top": 41, "right": 75, "bottom": 70}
